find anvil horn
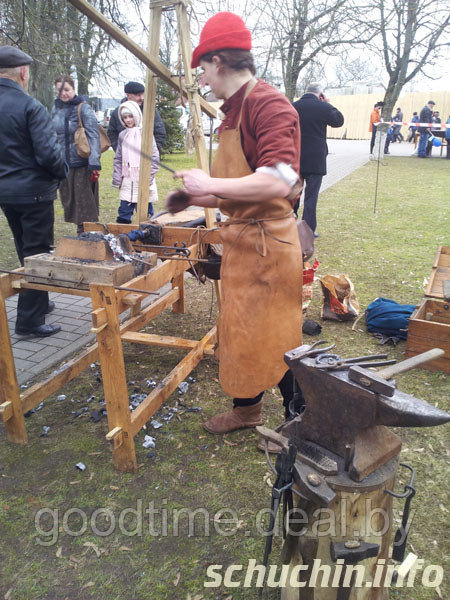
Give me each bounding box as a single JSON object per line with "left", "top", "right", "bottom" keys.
{"left": 377, "top": 391, "right": 450, "bottom": 427}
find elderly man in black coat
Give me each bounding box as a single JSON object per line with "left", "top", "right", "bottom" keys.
{"left": 293, "top": 83, "right": 344, "bottom": 235}
{"left": 0, "top": 45, "right": 68, "bottom": 337}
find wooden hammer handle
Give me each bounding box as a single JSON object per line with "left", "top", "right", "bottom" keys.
{"left": 256, "top": 426, "right": 290, "bottom": 450}
{"left": 379, "top": 348, "right": 445, "bottom": 380}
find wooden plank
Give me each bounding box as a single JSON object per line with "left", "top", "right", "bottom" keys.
{"left": 121, "top": 288, "right": 179, "bottom": 333}
{"left": 12, "top": 278, "right": 91, "bottom": 297}
{"left": 0, "top": 293, "right": 27, "bottom": 444}
{"left": 121, "top": 331, "right": 215, "bottom": 354}
{"left": 137, "top": 5, "right": 161, "bottom": 224}
{"left": 24, "top": 254, "right": 136, "bottom": 290}
{"left": 90, "top": 283, "right": 137, "bottom": 472}
{"left": 82, "top": 223, "right": 222, "bottom": 245}
{"left": 122, "top": 292, "right": 144, "bottom": 306}
{"left": 22, "top": 344, "right": 99, "bottom": 414}
{"left": 425, "top": 267, "right": 450, "bottom": 299}
{"left": 0, "top": 271, "right": 22, "bottom": 299}
{"left": 130, "top": 326, "right": 216, "bottom": 436}
{"left": 55, "top": 237, "right": 114, "bottom": 260}
{"left": 66, "top": 0, "right": 217, "bottom": 118}
{"left": 114, "top": 244, "right": 198, "bottom": 311}
{"left": 172, "top": 272, "right": 185, "bottom": 313}
{"left": 0, "top": 401, "right": 13, "bottom": 423}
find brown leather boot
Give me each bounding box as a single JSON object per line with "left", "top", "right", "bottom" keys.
{"left": 203, "top": 401, "right": 263, "bottom": 434}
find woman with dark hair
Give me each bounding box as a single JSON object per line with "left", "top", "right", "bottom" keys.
{"left": 165, "top": 12, "right": 303, "bottom": 444}
{"left": 52, "top": 75, "right": 101, "bottom": 235}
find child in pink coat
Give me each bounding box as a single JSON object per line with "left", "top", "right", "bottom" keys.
{"left": 112, "top": 100, "right": 159, "bottom": 223}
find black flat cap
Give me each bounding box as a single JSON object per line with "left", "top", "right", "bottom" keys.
{"left": 428, "top": 100, "right": 436, "bottom": 105}
{"left": 0, "top": 45, "right": 33, "bottom": 68}
{"left": 124, "top": 81, "right": 145, "bottom": 94}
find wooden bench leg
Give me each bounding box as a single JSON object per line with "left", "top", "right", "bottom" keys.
{"left": 172, "top": 273, "right": 185, "bottom": 314}
{"left": 0, "top": 294, "right": 27, "bottom": 444}
{"left": 90, "top": 283, "right": 137, "bottom": 472}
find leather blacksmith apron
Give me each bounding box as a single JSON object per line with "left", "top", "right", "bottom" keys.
{"left": 213, "top": 80, "right": 303, "bottom": 398}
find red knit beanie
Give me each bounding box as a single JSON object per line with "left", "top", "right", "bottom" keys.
{"left": 191, "top": 12, "right": 252, "bottom": 68}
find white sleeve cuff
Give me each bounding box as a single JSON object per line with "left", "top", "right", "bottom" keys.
{"left": 256, "top": 163, "right": 299, "bottom": 188}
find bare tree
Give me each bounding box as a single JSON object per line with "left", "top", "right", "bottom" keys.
{"left": 0, "top": 0, "right": 140, "bottom": 107}
{"left": 331, "top": 54, "right": 380, "bottom": 88}
{"left": 257, "top": 0, "right": 375, "bottom": 100}
{"left": 373, "top": 0, "right": 450, "bottom": 119}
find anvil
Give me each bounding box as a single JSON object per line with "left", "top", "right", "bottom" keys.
{"left": 280, "top": 345, "right": 450, "bottom": 482}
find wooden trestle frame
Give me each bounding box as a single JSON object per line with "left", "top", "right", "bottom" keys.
{"left": 0, "top": 225, "right": 221, "bottom": 472}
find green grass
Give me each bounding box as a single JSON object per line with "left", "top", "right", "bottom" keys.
{"left": 0, "top": 152, "right": 449, "bottom": 599}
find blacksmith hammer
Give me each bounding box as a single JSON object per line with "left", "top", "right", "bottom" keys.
{"left": 348, "top": 348, "right": 445, "bottom": 397}
{"left": 330, "top": 540, "right": 380, "bottom": 600}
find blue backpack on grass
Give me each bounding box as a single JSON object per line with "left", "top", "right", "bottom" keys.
{"left": 365, "top": 297, "right": 416, "bottom": 340}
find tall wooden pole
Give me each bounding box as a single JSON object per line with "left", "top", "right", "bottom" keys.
{"left": 175, "top": 1, "right": 216, "bottom": 229}
{"left": 136, "top": 5, "right": 161, "bottom": 224}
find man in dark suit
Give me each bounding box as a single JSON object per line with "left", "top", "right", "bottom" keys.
{"left": 293, "top": 83, "right": 344, "bottom": 235}
{"left": 0, "top": 45, "right": 68, "bottom": 337}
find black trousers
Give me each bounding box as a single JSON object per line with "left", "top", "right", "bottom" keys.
{"left": 300, "top": 173, "right": 323, "bottom": 233}
{"left": 370, "top": 128, "right": 377, "bottom": 153}
{"left": 1, "top": 201, "right": 54, "bottom": 330}
{"left": 233, "top": 369, "right": 305, "bottom": 419}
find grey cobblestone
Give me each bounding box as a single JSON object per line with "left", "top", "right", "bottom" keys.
{"left": 36, "top": 335, "right": 75, "bottom": 348}
{"left": 11, "top": 347, "right": 34, "bottom": 360}
{"left": 12, "top": 339, "right": 44, "bottom": 352}
{"left": 52, "top": 330, "right": 83, "bottom": 342}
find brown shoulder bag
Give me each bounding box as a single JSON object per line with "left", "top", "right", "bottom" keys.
{"left": 74, "top": 103, "right": 111, "bottom": 159}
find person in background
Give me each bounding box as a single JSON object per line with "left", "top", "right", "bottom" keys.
{"left": 292, "top": 82, "right": 344, "bottom": 236}
{"left": 0, "top": 46, "right": 68, "bottom": 337}
{"left": 52, "top": 75, "right": 101, "bottom": 235}
{"left": 417, "top": 100, "right": 435, "bottom": 158}
{"left": 407, "top": 112, "right": 419, "bottom": 142}
{"left": 426, "top": 110, "right": 443, "bottom": 157}
{"left": 108, "top": 81, "right": 166, "bottom": 211}
{"left": 446, "top": 115, "right": 450, "bottom": 159}
{"left": 369, "top": 102, "right": 382, "bottom": 156}
{"left": 112, "top": 101, "right": 160, "bottom": 223}
{"left": 391, "top": 107, "right": 403, "bottom": 142}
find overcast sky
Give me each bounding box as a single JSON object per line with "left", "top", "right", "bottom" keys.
{"left": 90, "top": 1, "right": 450, "bottom": 100}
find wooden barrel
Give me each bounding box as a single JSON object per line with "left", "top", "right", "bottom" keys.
{"left": 280, "top": 458, "right": 397, "bottom": 600}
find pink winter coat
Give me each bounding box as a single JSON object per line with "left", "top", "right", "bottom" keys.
{"left": 112, "top": 129, "right": 159, "bottom": 203}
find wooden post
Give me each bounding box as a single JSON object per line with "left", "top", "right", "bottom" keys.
{"left": 171, "top": 273, "right": 185, "bottom": 313}
{"left": 176, "top": 1, "right": 222, "bottom": 304}
{"left": 90, "top": 283, "right": 137, "bottom": 472}
{"left": 136, "top": 4, "right": 161, "bottom": 224}
{"left": 0, "top": 290, "right": 27, "bottom": 444}
{"left": 175, "top": 1, "right": 216, "bottom": 229}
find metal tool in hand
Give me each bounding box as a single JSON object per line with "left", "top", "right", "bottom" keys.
{"left": 315, "top": 352, "right": 397, "bottom": 370}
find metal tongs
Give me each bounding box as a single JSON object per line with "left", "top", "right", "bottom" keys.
{"left": 314, "top": 353, "right": 397, "bottom": 371}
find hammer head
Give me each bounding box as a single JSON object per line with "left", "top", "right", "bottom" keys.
{"left": 348, "top": 365, "right": 396, "bottom": 396}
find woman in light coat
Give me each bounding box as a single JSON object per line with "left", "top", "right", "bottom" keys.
{"left": 112, "top": 101, "right": 160, "bottom": 223}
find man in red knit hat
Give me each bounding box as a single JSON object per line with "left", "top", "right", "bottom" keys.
{"left": 166, "top": 12, "right": 304, "bottom": 442}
